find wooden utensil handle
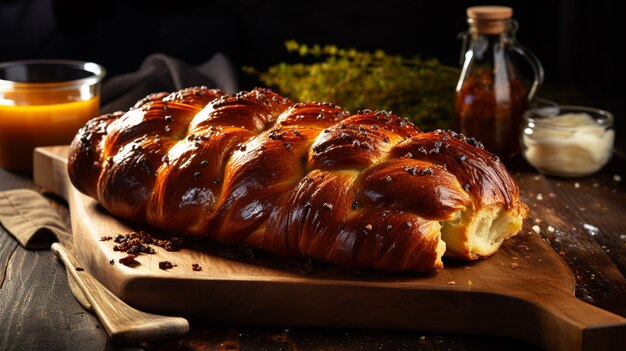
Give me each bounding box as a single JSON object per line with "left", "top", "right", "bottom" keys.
{"left": 51, "top": 242, "right": 190, "bottom": 345}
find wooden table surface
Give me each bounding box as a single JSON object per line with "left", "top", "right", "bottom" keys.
{"left": 1, "top": 144, "right": 625, "bottom": 351}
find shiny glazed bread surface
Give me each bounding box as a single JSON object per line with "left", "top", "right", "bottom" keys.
{"left": 68, "top": 87, "right": 528, "bottom": 272}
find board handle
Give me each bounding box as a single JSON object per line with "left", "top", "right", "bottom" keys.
{"left": 473, "top": 289, "right": 626, "bottom": 351}
{"left": 51, "top": 242, "right": 190, "bottom": 345}
{"left": 526, "top": 292, "right": 626, "bottom": 351}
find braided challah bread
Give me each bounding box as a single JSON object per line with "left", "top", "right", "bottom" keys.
{"left": 68, "top": 87, "right": 528, "bottom": 272}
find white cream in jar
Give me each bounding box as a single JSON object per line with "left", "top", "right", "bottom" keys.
{"left": 521, "top": 107, "right": 614, "bottom": 177}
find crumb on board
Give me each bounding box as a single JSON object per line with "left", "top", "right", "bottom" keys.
{"left": 119, "top": 254, "right": 137, "bottom": 266}
{"left": 532, "top": 225, "right": 541, "bottom": 234}
{"left": 192, "top": 263, "right": 202, "bottom": 271}
{"left": 107, "top": 231, "right": 185, "bottom": 258}
{"left": 159, "top": 261, "right": 176, "bottom": 270}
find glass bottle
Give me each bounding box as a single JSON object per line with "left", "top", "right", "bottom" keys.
{"left": 455, "top": 6, "right": 544, "bottom": 158}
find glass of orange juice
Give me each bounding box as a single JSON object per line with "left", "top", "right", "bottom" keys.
{"left": 0, "top": 60, "right": 105, "bottom": 172}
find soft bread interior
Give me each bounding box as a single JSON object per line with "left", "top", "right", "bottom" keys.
{"left": 441, "top": 205, "right": 524, "bottom": 260}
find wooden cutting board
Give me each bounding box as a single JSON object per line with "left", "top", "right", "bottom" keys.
{"left": 33, "top": 146, "right": 626, "bottom": 351}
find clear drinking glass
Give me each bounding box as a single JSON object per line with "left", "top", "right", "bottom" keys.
{"left": 0, "top": 60, "right": 105, "bottom": 172}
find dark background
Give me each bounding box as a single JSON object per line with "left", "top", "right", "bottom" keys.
{"left": 1, "top": 0, "right": 624, "bottom": 127}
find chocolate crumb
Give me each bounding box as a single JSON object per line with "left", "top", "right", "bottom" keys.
{"left": 159, "top": 261, "right": 175, "bottom": 270}
{"left": 119, "top": 255, "right": 137, "bottom": 266}
{"left": 109, "top": 259, "right": 114, "bottom": 265}
{"left": 100, "top": 236, "right": 112, "bottom": 241}
{"left": 111, "top": 231, "right": 183, "bottom": 255}
{"left": 161, "top": 237, "right": 184, "bottom": 251}
{"left": 76, "top": 267, "right": 84, "bottom": 271}
{"left": 192, "top": 263, "right": 202, "bottom": 271}
{"left": 351, "top": 200, "right": 360, "bottom": 210}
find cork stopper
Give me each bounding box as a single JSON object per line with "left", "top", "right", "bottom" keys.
{"left": 467, "top": 6, "right": 513, "bottom": 34}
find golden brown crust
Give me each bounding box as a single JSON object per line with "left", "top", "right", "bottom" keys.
{"left": 68, "top": 111, "right": 124, "bottom": 199}
{"left": 68, "top": 87, "right": 527, "bottom": 272}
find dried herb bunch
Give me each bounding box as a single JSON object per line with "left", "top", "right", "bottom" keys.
{"left": 244, "top": 40, "right": 459, "bottom": 131}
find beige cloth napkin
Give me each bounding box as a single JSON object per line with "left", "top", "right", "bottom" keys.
{"left": 0, "top": 189, "right": 92, "bottom": 310}
{"left": 0, "top": 189, "right": 69, "bottom": 249}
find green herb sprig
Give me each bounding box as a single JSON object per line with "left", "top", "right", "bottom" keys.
{"left": 244, "top": 40, "right": 459, "bottom": 131}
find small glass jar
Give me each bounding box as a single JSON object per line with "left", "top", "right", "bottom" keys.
{"left": 0, "top": 60, "right": 105, "bottom": 172}
{"left": 520, "top": 105, "right": 614, "bottom": 177}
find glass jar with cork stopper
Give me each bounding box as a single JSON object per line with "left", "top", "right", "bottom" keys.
{"left": 455, "top": 6, "right": 544, "bottom": 158}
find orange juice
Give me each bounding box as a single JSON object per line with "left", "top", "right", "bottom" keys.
{"left": 0, "top": 95, "right": 100, "bottom": 172}
{"left": 0, "top": 59, "right": 105, "bottom": 172}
